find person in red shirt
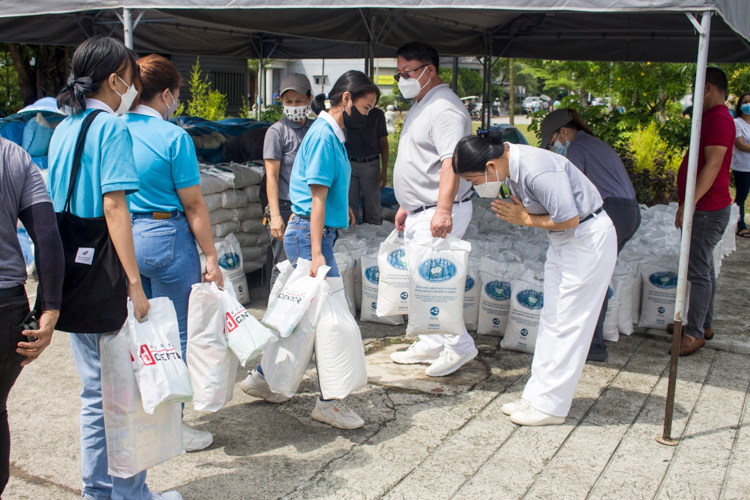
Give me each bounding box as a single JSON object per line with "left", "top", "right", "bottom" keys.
{"left": 674, "top": 67, "right": 734, "bottom": 356}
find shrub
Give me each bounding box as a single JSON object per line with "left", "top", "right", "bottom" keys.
{"left": 260, "top": 104, "right": 284, "bottom": 122}
{"left": 625, "top": 122, "right": 683, "bottom": 172}
{"left": 621, "top": 149, "right": 679, "bottom": 206}
{"left": 186, "top": 57, "right": 228, "bottom": 121}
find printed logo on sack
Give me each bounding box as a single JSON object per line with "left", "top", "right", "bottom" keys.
{"left": 521, "top": 328, "right": 529, "bottom": 337}
{"left": 485, "top": 281, "right": 511, "bottom": 301}
{"left": 649, "top": 272, "right": 678, "bottom": 289}
{"left": 658, "top": 307, "right": 666, "bottom": 314}
{"left": 218, "top": 252, "right": 240, "bottom": 270}
{"left": 365, "top": 266, "right": 380, "bottom": 284}
{"left": 388, "top": 250, "right": 408, "bottom": 270}
{"left": 226, "top": 308, "right": 253, "bottom": 332}
{"left": 430, "top": 307, "right": 440, "bottom": 316}
{"left": 400, "top": 292, "right": 409, "bottom": 300}
{"left": 516, "top": 290, "right": 544, "bottom": 310}
{"left": 136, "top": 342, "right": 181, "bottom": 364}
{"left": 418, "top": 259, "right": 457, "bottom": 283}
{"left": 139, "top": 345, "right": 156, "bottom": 366}
{"left": 492, "top": 318, "right": 500, "bottom": 326}
{"left": 371, "top": 301, "right": 378, "bottom": 310}
{"left": 465, "top": 276, "right": 475, "bottom": 292}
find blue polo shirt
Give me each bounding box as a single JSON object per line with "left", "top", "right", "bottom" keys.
{"left": 48, "top": 101, "right": 139, "bottom": 218}
{"left": 122, "top": 106, "right": 201, "bottom": 213}
{"left": 289, "top": 111, "right": 351, "bottom": 228}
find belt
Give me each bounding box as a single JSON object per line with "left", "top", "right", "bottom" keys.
{"left": 349, "top": 155, "right": 380, "bottom": 163}
{"left": 580, "top": 207, "right": 603, "bottom": 224}
{"left": 411, "top": 196, "right": 473, "bottom": 215}
{"left": 0, "top": 285, "right": 24, "bottom": 299}
{"left": 292, "top": 213, "right": 310, "bottom": 219}
{"left": 131, "top": 211, "right": 181, "bottom": 220}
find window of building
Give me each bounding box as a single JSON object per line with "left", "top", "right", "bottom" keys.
{"left": 211, "top": 72, "right": 246, "bottom": 105}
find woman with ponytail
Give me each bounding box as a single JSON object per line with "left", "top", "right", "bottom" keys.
{"left": 242, "top": 70, "right": 379, "bottom": 430}
{"left": 452, "top": 130, "right": 617, "bottom": 427}
{"left": 48, "top": 37, "right": 181, "bottom": 500}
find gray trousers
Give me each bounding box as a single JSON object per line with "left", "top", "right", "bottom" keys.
{"left": 269, "top": 199, "right": 293, "bottom": 289}
{"left": 684, "top": 206, "right": 731, "bottom": 339}
{"left": 348, "top": 158, "right": 382, "bottom": 225}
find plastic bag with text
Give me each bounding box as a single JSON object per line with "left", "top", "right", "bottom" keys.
{"left": 377, "top": 230, "right": 409, "bottom": 316}
{"left": 217, "top": 281, "right": 275, "bottom": 365}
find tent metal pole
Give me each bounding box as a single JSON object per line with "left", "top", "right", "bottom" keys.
{"left": 122, "top": 8, "right": 133, "bottom": 49}
{"left": 657, "top": 9, "right": 712, "bottom": 447}
{"left": 451, "top": 57, "right": 458, "bottom": 94}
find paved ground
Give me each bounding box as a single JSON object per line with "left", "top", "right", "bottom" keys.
{"left": 6, "top": 239, "right": 750, "bottom": 500}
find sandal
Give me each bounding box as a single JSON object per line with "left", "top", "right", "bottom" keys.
{"left": 737, "top": 228, "right": 750, "bottom": 238}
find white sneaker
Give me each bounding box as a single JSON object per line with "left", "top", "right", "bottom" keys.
{"left": 182, "top": 422, "right": 213, "bottom": 452}
{"left": 502, "top": 398, "right": 531, "bottom": 416}
{"left": 151, "top": 492, "right": 183, "bottom": 500}
{"left": 510, "top": 406, "right": 566, "bottom": 426}
{"left": 390, "top": 341, "right": 440, "bottom": 365}
{"left": 240, "top": 370, "right": 290, "bottom": 403}
{"left": 424, "top": 347, "right": 478, "bottom": 377}
{"left": 311, "top": 398, "right": 364, "bottom": 430}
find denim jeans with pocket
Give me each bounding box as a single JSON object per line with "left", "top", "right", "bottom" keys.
{"left": 132, "top": 212, "right": 201, "bottom": 361}
{"left": 283, "top": 215, "right": 340, "bottom": 278}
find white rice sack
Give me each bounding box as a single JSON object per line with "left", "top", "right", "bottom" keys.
{"left": 217, "top": 234, "right": 249, "bottom": 304}
{"left": 334, "top": 252, "right": 357, "bottom": 317}
{"left": 233, "top": 203, "right": 263, "bottom": 220}
{"left": 255, "top": 230, "right": 271, "bottom": 247}
{"left": 233, "top": 232, "right": 258, "bottom": 247}
{"left": 616, "top": 269, "right": 634, "bottom": 336}
{"left": 603, "top": 286, "right": 620, "bottom": 342}
{"left": 464, "top": 258, "right": 481, "bottom": 332}
{"left": 240, "top": 219, "right": 265, "bottom": 233}
{"left": 477, "top": 258, "right": 522, "bottom": 336}
{"left": 638, "top": 260, "right": 678, "bottom": 329}
{"left": 221, "top": 189, "right": 248, "bottom": 209}
{"left": 212, "top": 163, "right": 261, "bottom": 188}
{"left": 405, "top": 235, "right": 471, "bottom": 336}
{"left": 376, "top": 230, "right": 409, "bottom": 317}
{"left": 212, "top": 221, "right": 240, "bottom": 238}
{"left": 243, "top": 185, "right": 261, "bottom": 203}
{"left": 203, "top": 193, "right": 222, "bottom": 212}
{"left": 242, "top": 260, "right": 263, "bottom": 274}
{"left": 209, "top": 208, "right": 235, "bottom": 225}
{"left": 241, "top": 246, "right": 266, "bottom": 262}
{"left": 200, "top": 169, "right": 233, "bottom": 195}
{"left": 359, "top": 253, "right": 403, "bottom": 325}
{"left": 501, "top": 269, "right": 544, "bottom": 354}
{"left": 339, "top": 239, "right": 368, "bottom": 310}
{"left": 632, "top": 269, "right": 642, "bottom": 325}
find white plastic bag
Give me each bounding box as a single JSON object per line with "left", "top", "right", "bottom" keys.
{"left": 263, "top": 258, "right": 331, "bottom": 336}
{"left": 187, "top": 283, "right": 238, "bottom": 412}
{"left": 262, "top": 281, "right": 330, "bottom": 398}
{"left": 638, "top": 261, "right": 678, "bottom": 329}
{"left": 501, "top": 269, "right": 544, "bottom": 354}
{"left": 128, "top": 298, "right": 193, "bottom": 414}
{"left": 464, "top": 258, "right": 481, "bottom": 332}
{"left": 376, "top": 230, "right": 409, "bottom": 317}
{"left": 217, "top": 233, "right": 250, "bottom": 304}
{"left": 405, "top": 235, "right": 471, "bottom": 336}
{"left": 315, "top": 280, "right": 368, "bottom": 399}
{"left": 101, "top": 327, "right": 182, "bottom": 478}
{"left": 268, "top": 260, "right": 295, "bottom": 308}
{"left": 359, "top": 253, "right": 404, "bottom": 325}
{"left": 218, "top": 282, "right": 275, "bottom": 366}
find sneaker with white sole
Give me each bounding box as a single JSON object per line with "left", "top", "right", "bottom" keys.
{"left": 510, "top": 406, "right": 566, "bottom": 426}
{"left": 240, "top": 370, "right": 290, "bottom": 403}
{"left": 151, "top": 492, "right": 183, "bottom": 500}
{"left": 311, "top": 398, "right": 364, "bottom": 430}
{"left": 182, "top": 422, "right": 213, "bottom": 452}
{"left": 390, "top": 341, "right": 441, "bottom": 365}
{"left": 501, "top": 398, "right": 531, "bottom": 416}
{"left": 424, "top": 347, "right": 478, "bottom": 377}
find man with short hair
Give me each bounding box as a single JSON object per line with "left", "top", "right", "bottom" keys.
{"left": 390, "top": 41, "right": 478, "bottom": 377}
{"left": 674, "top": 67, "right": 734, "bottom": 356}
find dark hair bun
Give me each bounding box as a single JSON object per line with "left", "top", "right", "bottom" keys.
{"left": 486, "top": 130, "right": 504, "bottom": 145}
{"left": 311, "top": 93, "right": 327, "bottom": 116}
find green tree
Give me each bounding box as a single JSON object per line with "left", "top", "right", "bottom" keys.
{"left": 186, "top": 57, "right": 228, "bottom": 121}
{"left": 0, "top": 44, "right": 23, "bottom": 116}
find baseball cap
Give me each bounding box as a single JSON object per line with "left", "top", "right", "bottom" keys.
{"left": 539, "top": 109, "right": 573, "bottom": 149}
{"left": 280, "top": 73, "right": 312, "bottom": 96}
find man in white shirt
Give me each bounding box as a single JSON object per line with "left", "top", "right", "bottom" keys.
{"left": 391, "top": 42, "right": 478, "bottom": 377}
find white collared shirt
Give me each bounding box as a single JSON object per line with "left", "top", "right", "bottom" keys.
{"left": 84, "top": 98, "right": 116, "bottom": 115}
{"left": 130, "top": 104, "right": 163, "bottom": 120}
{"left": 318, "top": 110, "right": 346, "bottom": 144}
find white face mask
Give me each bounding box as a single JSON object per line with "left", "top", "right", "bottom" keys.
{"left": 398, "top": 66, "right": 430, "bottom": 99}
{"left": 162, "top": 89, "right": 178, "bottom": 121}
{"left": 284, "top": 105, "right": 308, "bottom": 123}
{"left": 114, "top": 75, "right": 138, "bottom": 115}
{"left": 473, "top": 168, "right": 503, "bottom": 198}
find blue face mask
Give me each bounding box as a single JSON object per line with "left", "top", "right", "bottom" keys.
{"left": 742, "top": 104, "right": 750, "bottom": 115}
{"left": 551, "top": 139, "right": 569, "bottom": 157}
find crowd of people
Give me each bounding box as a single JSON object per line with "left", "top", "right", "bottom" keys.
{"left": 0, "top": 35, "right": 741, "bottom": 499}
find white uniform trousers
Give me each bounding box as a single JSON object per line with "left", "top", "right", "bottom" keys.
{"left": 403, "top": 201, "right": 476, "bottom": 356}
{"left": 522, "top": 212, "right": 617, "bottom": 417}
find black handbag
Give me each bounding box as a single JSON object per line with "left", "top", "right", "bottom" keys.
{"left": 39, "top": 109, "right": 129, "bottom": 333}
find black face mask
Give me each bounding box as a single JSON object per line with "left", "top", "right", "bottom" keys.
{"left": 343, "top": 103, "right": 368, "bottom": 131}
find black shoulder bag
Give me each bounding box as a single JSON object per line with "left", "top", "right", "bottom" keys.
{"left": 39, "top": 109, "right": 128, "bottom": 333}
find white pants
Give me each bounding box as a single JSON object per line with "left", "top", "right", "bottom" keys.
{"left": 522, "top": 212, "right": 617, "bottom": 417}
{"left": 403, "top": 201, "right": 476, "bottom": 355}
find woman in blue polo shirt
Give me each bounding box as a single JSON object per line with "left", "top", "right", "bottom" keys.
{"left": 122, "top": 54, "right": 222, "bottom": 453}
{"left": 49, "top": 37, "right": 182, "bottom": 500}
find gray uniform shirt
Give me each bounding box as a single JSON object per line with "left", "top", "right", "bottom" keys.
{"left": 393, "top": 84, "right": 473, "bottom": 212}
{"left": 505, "top": 143, "right": 603, "bottom": 224}
{"left": 263, "top": 117, "right": 313, "bottom": 201}
{"left": 0, "top": 137, "right": 51, "bottom": 288}
{"left": 566, "top": 131, "right": 636, "bottom": 200}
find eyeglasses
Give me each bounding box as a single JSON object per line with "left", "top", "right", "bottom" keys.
{"left": 394, "top": 64, "right": 429, "bottom": 82}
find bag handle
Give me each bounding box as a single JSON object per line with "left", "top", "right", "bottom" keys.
{"left": 63, "top": 109, "right": 106, "bottom": 213}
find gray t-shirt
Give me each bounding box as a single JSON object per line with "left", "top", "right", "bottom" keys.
{"left": 566, "top": 131, "right": 636, "bottom": 200}
{"left": 0, "top": 137, "right": 51, "bottom": 288}
{"left": 505, "top": 143, "right": 603, "bottom": 224}
{"left": 393, "top": 84, "right": 473, "bottom": 212}
{"left": 263, "top": 117, "right": 313, "bottom": 201}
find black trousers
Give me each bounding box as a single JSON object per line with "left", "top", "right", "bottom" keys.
{"left": 734, "top": 170, "right": 750, "bottom": 231}
{"left": 591, "top": 198, "right": 642, "bottom": 348}
{"left": 0, "top": 292, "right": 29, "bottom": 497}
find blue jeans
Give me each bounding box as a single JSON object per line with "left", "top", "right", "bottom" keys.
{"left": 132, "top": 212, "right": 201, "bottom": 361}
{"left": 283, "top": 215, "right": 340, "bottom": 278}
{"left": 70, "top": 333, "right": 150, "bottom": 500}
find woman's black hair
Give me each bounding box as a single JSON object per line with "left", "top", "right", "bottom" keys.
{"left": 57, "top": 36, "right": 139, "bottom": 114}
{"left": 560, "top": 108, "right": 595, "bottom": 137}
{"left": 311, "top": 70, "right": 380, "bottom": 112}
{"left": 452, "top": 130, "right": 506, "bottom": 174}
{"left": 735, "top": 92, "right": 750, "bottom": 118}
